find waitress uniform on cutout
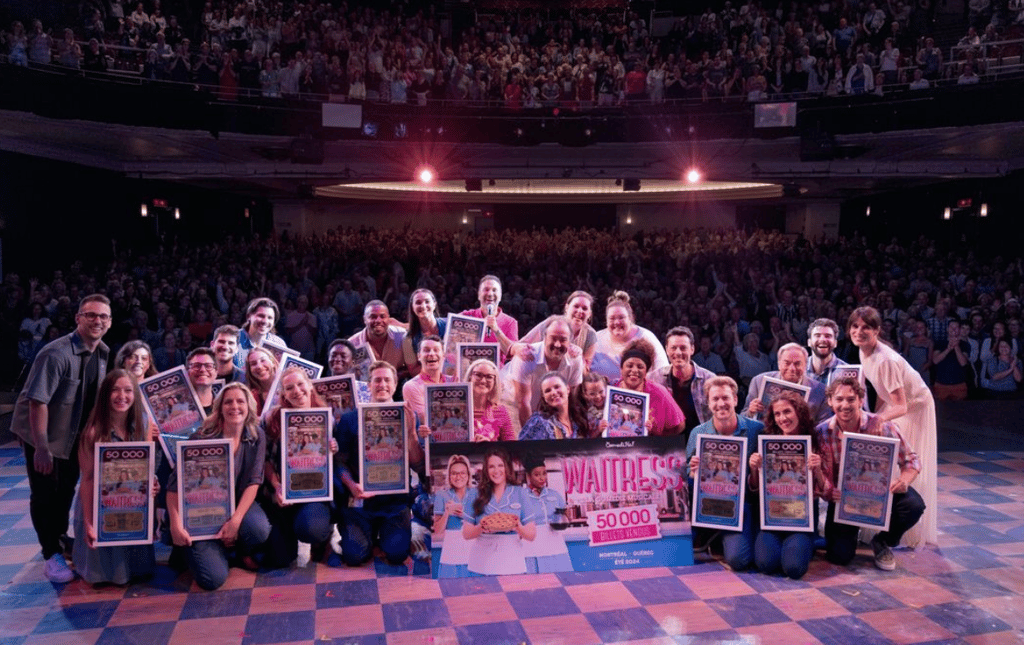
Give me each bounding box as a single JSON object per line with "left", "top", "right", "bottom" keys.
{"left": 434, "top": 487, "right": 470, "bottom": 577}
{"left": 462, "top": 486, "right": 535, "bottom": 575}
{"left": 523, "top": 485, "right": 573, "bottom": 573}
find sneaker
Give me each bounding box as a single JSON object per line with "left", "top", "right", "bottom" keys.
{"left": 329, "top": 525, "right": 343, "bottom": 555}
{"left": 295, "top": 541, "right": 312, "bottom": 567}
{"left": 44, "top": 554, "right": 75, "bottom": 583}
{"left": 872, "top": 536, "right": 896, "bottom": 571}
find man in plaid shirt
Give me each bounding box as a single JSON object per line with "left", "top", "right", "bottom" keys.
{"left": 815, "top": 376, "right": 925, "bottom": 571}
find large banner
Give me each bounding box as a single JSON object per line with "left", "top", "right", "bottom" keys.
{"left": 835, "top": 432, "right": 900, "bottom": 531}
{"left": 139, "top": 367, "right": 206, "bottom": 466}
{"left": 428, "top": 437, "right": 693, "bottom": 578}
{"left": 94, "top": 441, "right": 155, "bottom": 546}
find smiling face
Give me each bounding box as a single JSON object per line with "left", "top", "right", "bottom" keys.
{"left": 448, "top": 462, "right": 470, "bottom": 492}
{"left": 666, "top": 334, "right": 694, "bottom": 368}
{"left": 541, "top": 375, "right": 569, "bottom": 409}
{"left": 364, "top": 304, "right": 390, "bottom": 339}
{"left": 220, "top": 387, "right": 249, "bottom": 427}
{"left": 544, "top": 320, "right": 572, "bottom": 361}
{"left": 777, "top": 348, "right": 807, "bottom": 384}
{"left": 828, "top": 384, "right": 862, "bottom": 426}
{"left": 211, "top": 333, "right": 238, "bottom": 364}
{"left": 281, "top": 371, "right": 312, "bottom": 409}
{"left": 848, "top": 317, "right": 880, "bottom": 348}
{"left": 76, "top": 300, "right": 112, "bottom": 344}
{"left": 418, "top": 339, "right": 443, "bottom": 375}
{"left": 478, "top": 279, "right": 502, "bottom": 310}
{"left": 620, "top": 357, "right": 647, "bottom": 390}
{"left": 247, "top": 350, "right": 275, "bottom": 385}
{"left": 485, "top": 454, "right": 507, "bottom": 486}
{"left": 770, "top": 399, "right": 799, "bottom": 435}
{"left": 248, "top": 305, "right": 276, "bottom": 338}
{"left": 411, "top": 290, "right": 435, "bottom": 320}
{"left": 583, "top": 380, "right": 606, "bottom": 408}
{"left": 470, "top": 363, "right": 497, "bottom": 396}
{"left": 606, "top": 304, "right": 633, "bottom": 341}
{"left": 328, "top": 344, "right": 353, "bottom": 376}
{"left": 187, "top": 354, "right": 217, "bottom": 387}
{"left": 123, "top": 347, "right": 151, "bottom": 378}
{"left": 369, "top": 366, "right": 397, "bottom": 402}
{"left": 808, "top": 325, "right": 837, "bottom": 360}
{"left": 565, "top": 296, "right": 592, "bottom": 328}
{"left": 110, "top": 376, "right": 135, "bottom": 414}
{"left": 708, "top": 385, "right": 738, "bottom": 424}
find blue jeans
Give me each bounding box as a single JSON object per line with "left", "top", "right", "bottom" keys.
{"left": 341, "top": 504, "right": 411, "bottom": 566}
{"left": 189, "top": 503, "right": 271, "bottom": 590}
{"left": 825, "top": 487, "right": 926, "bottom": 565}
{"left": 722, "top": 502, "right": 758, "bottom": 571}
{"left": 755, "top": 530, "right": 814, "bottom": 579}
{"left": 263, "top": 501, "right": 332, "bottom": 569}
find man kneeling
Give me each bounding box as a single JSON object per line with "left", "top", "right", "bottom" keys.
{"left": 815, "top": 377, "right": 925, "bottom": 570}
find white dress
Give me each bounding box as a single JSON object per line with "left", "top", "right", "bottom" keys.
{"left": 861, "top": 341, "right": 938, "bottom": 546}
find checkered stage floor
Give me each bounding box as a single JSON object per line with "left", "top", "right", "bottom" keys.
{"left": 0, "top": 443, "right": 1021, "bottom": 645}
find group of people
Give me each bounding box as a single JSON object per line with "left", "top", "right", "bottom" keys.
{"left": 2, "top": 0, "right": 1001, "bottom": 105}
{"left": 14, "top": 262, "right": 937, "bottom": 588}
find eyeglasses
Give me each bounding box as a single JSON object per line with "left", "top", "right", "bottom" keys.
{"left": 78, "top": 312, "right": 111, "bottom": 322}
{"left": 471, "top": 372, "right": 496, "bottom": 382}
{"left": 188, "top": 363, "right": 217, "bottom": 373}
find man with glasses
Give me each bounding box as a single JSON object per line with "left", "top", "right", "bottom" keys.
{"left": 185, "top": 348, "right": 219, "bottom": 415}
{"left": 13, "top": 294, "right": 112, "bottom": 582}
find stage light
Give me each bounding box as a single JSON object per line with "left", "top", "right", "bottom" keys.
{"left": 686, "top": 169, "right": 701, "bottom": 184}
{"left": 140, "top": 204, "right": 148, "bottom": 217}
{"left": 866, "top": 205, "right": 871, "bottom": 216}
{"left": 416, "top": 166, "right": 435, "bottom": 184}
{"left": 980, "top": 203, "right": 988, "bottom": 217}
{"left": 943, "top": 207, "right": 951, "bottom": 220}
{"left": 244, "top": 208, "right": 250, "bottom": 219}
{"left": 174, "top": 208, "right": 181, "bottom": 220}
{"left": 625, "top": 215, "right": 633, "bottom": 224}
{"left": 462, "top": 215, "right": 469, "bottom": 224}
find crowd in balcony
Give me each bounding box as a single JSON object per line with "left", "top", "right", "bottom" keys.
{"left": 3, "top": 0, "right": 1022, "bottom": 106}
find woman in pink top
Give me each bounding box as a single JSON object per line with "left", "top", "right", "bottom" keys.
{"left": 614, "top": 339, "right": 685, "bottom": 436}
{"left": 466, "top": 359, "right": 515, "bottom": 441}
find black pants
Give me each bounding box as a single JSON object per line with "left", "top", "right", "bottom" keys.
{"left": 825, "top": 486, "right": 926, "bottom": 566}
{"left": 23, "top": 440, "right": 80, "bottom": 559}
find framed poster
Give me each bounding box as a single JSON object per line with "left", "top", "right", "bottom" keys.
{"left": 756, "top": 377, "right": 811, "bottom": 421}
{"left": 456, "top": 342, "right": 500, "bottom": 381}
{"left": 426, "top": 383, "right": 473, "bottom": 443}
{"left": 358, "top": 403, "right": 409, "bottom": 495}
{"left": 602, "top": 387, "right": 649, "bottom": 438}
{"left": 350, "top": 346, "right": 373, "bottom": 382}
{"left": 176, "top": 439, "right": 235, "bottom": 540}
{"left": 314, "top": 374, "right": 358, "bottom": 422}
{"left": 828, "top": 364, "right": 864, "bottom": 388}
{"left": 94, "top": 441, "right": 155, "bottom": 546}
{"left": 210, "top": 379, "right": 226, "bottom": 400}
{"left": 758, "top": 435, "right": 814, "bottom": 532}
{"left": 692, "top": 435, "right": 747, "bottom": 531}
{"left": 260, "top": 337, "right": 299, "bottom": 365}
{"left": 139, "top": 366, "right": 206, "bottom": 465}
{"left": 442, "top": 314, "right": 486, "bottom": 378}
{"left": 834, "top": 431, "right": 900, "bottom": 531}
{"left": 262, "top": 354, "right": 325, "bottom": 418}
{"left": 281, "top": 407, "right": 334, "bottom": 503}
